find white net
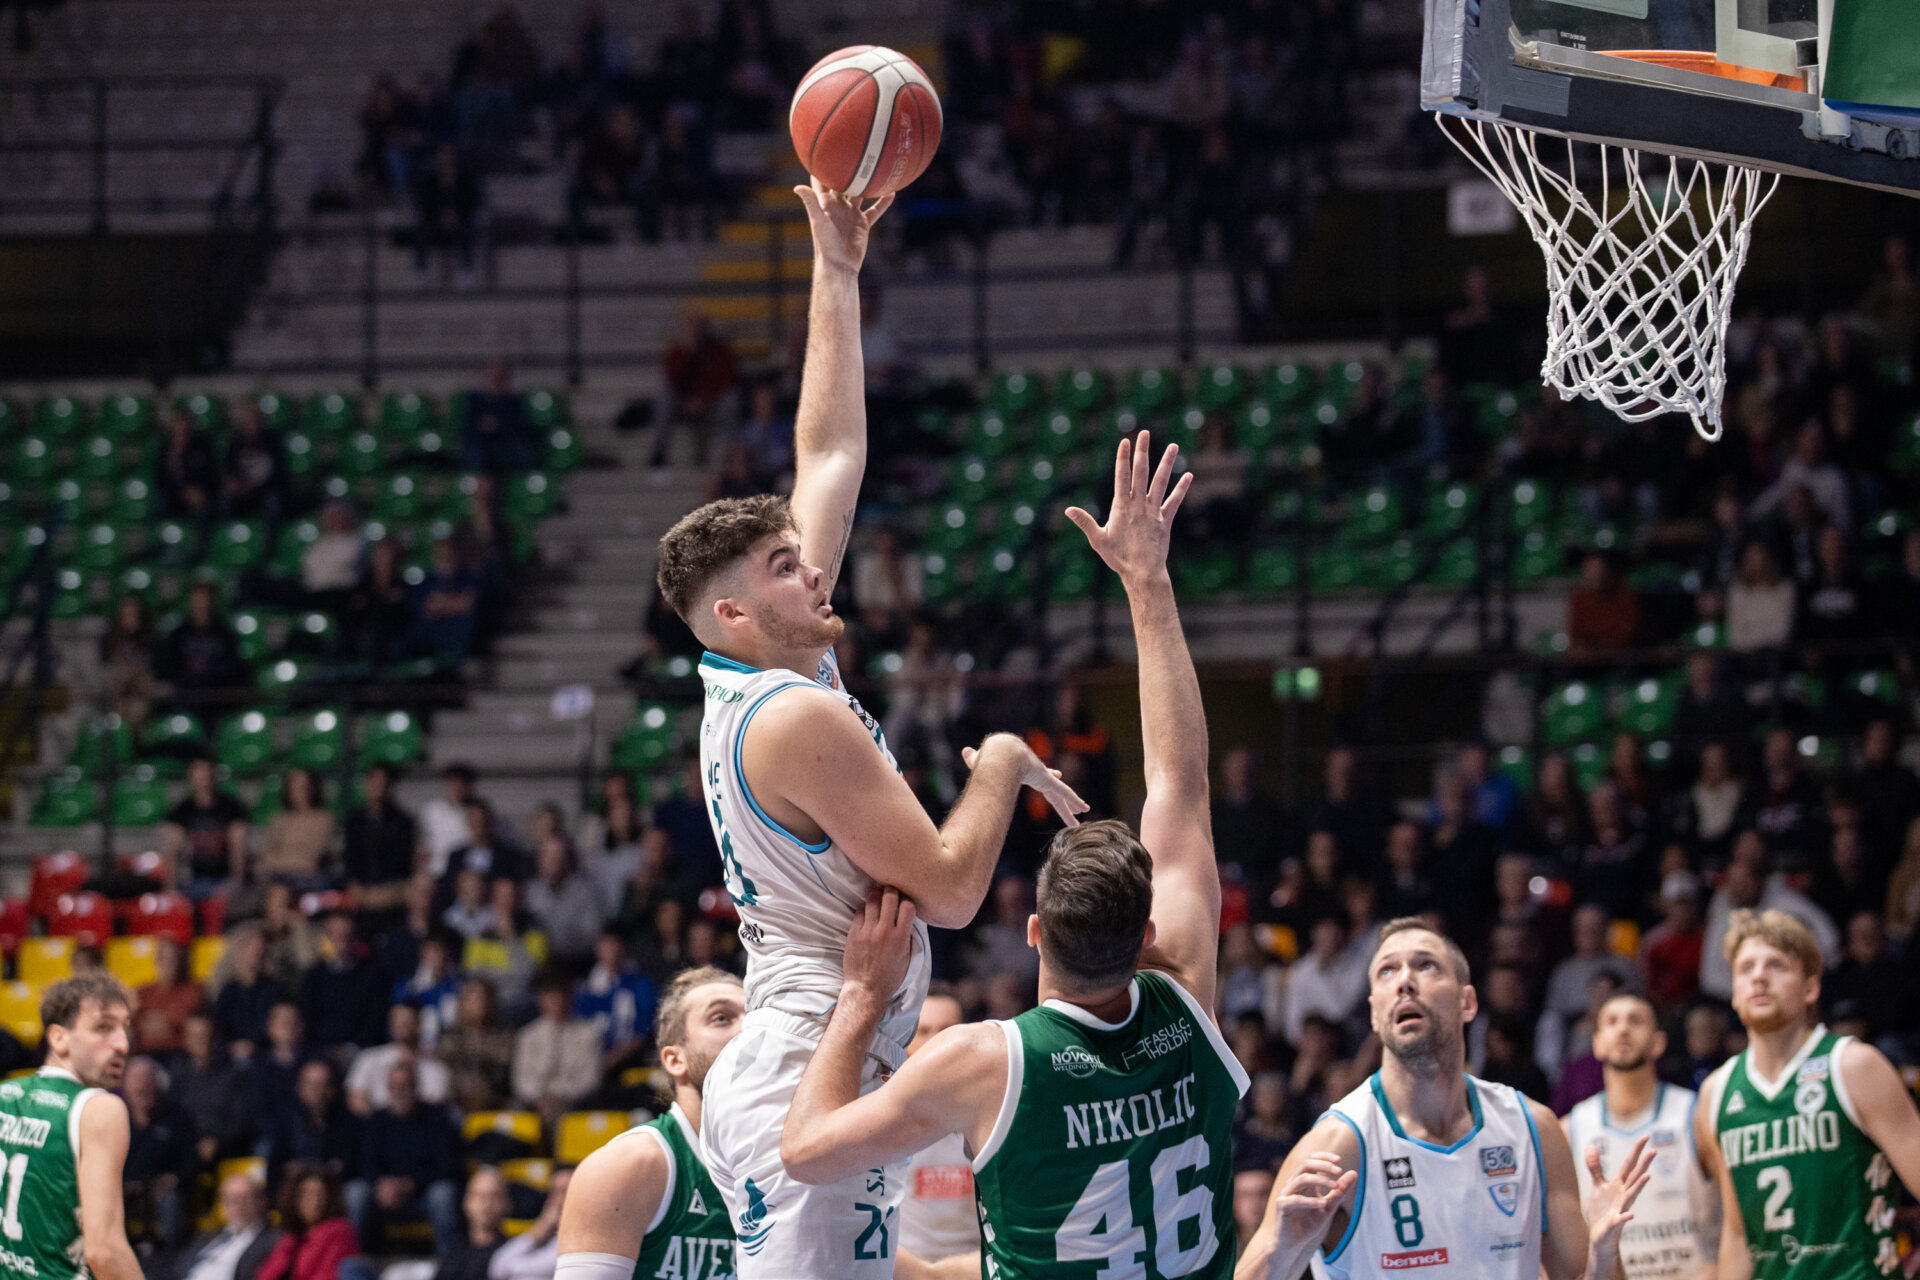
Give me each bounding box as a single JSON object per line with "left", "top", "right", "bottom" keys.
{"left": 1440, "top": 115, "right": 1781, "bottom": 441}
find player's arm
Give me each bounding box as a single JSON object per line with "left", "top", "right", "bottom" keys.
{"left": 1693, "top": 1072, "right": 1750, "bottom": 1280}
{"left": 783, "top": 887, "right": 1007, "bottom": 1184}
{"left": 1535, "top": 1097, "right": 1655, "bottom": 1280}
{"left": 1839, "top": 1039, "right": 1920, "bottom": 1198}
{"left": 1234, "top": 1118, "right": 1361, "bottom": 1280}
{"left": 1067, "top": 433, "right": 1217, "bottom": 1010}
{"left": 556, "top": 1130, "right": 669, "bottom": 1264}
{"left": 76, "top": 1091, "right": 141, "bottom": 1280}
{"left": 787, "top": 177, "right": 894, "bottom": 595}
{"left": 746, "top": 699, "right": 1083, "bottom": 927}
{"left": 895, "top": 1251, "right": 982, "bottom": 1280}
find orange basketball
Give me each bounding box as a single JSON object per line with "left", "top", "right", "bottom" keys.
{"left": 789, "top": 45, "right": 943, "bottom": 199}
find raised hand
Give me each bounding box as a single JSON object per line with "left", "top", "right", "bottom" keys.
{"left": 1271, "top": 1153, "right": 1358, "bottom": 1246}
{"left": 793, "top": 175, "right": 894, "bottom": 275}
{"left": 1584, "top": 1136, "right": 1656, "bottom": 1259}
{"left": 1065, "top": 431, "right": 1192, "bottom": 587}
{"left": 842, "top": 885, "right": 918, "bottom": 1003}
{"left": 961, "top": 735, "right": 1089, "bottom": 828}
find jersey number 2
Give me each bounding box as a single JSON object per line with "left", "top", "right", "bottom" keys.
{"left": 1756, "top": 1166, "right": 1794, "bottom": 1231}
{"left": 0, "top": 1154, "right": 27, "bottom": 1241}
{"left": 1054, "top": 1136, "right": 1218, "bottom": 1277}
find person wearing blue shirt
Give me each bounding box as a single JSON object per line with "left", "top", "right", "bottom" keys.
{"left": 572, "top": 931, "right": 657, "bottom": 1063}
{"left": 391, "top": 932, "right": 464, "bottom": 1047}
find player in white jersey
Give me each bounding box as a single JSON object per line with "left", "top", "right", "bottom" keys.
{"left": 1564, "top": 993, "right": 1718, "bottom": 1280}
{"left": 897, "top": 987, "right": 978, "bottom": 1263}
{"left": 654, "top": 178, "right": 1085, "bottom": 1279}
{"left": 1237, "top": 920, "right": 1656, "bottom": 1280}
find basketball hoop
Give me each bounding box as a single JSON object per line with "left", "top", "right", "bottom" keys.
{"left": 1438, "top": 113, "right": 1779, "bottom": 442}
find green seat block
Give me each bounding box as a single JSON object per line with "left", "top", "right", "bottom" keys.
{"left": 1010, "top": 456, "right": 1060, "bottom": 503}
{"left": 412, "top": 428, "right": 451, "bottom": 466}
{"left": 34, "top": 396, "right": 88, "bottom": 437}
{"left": 977, "top": 545, "right": 1034, "bottom": 600}
{"left": 1262, "top": 361, "right": 1316, "bottom": 407}
{"left": 1052, "top": 368, "right": 1109, "bottom": 413}
{"left": 1176, "top": 549, "right": 1237, "bottom": 596}
{"left": 270, "top": 520, "right": 321, "bottom": 577}
{"left": 1380, "top": 538, "right": 1419, "bottom": 586}
{"left": 175, "top": 392, "right": 228, "bottom": 433}
{"left": 1307, "top": 397, "right": 1343, "bottom": 433}
{"left": 1247, "top": 547, "right": 1298, "bottom": 595}
{"left": 987, "top": 371, "right": 1041, "bottom": 417}
{"left": 286, "top": 709, "right": 345, "bottom": 770}
{"left": 375, "top": 475, "right": 427, "bottom": 523}
{"left": 250, "top": 772, "right": 285, "bottom": 823}
{"left": 31, "top": 772, "right": 99, "bottom": 827}
{"left": 1237, "top": 400, "right": 1282, "bottom": 452}
{"left": 341, "top": 431, "right": 386, "bottom": 476}
{"left": 1345, "top": 486, "right": 1405, "bottom": 542}
{"left": 1168, "top": 404, "right": 1208, "bottom": 451}
{"left": 926, "top": 503, "right": 978, "bottom": 555}
{"left": 526, "top": 390, "right": 569, "bottom": 429}
{"left": 100, "top": 394, "right": 153, "bottom": 439}
{"left": 546, "top": 428, "right": 583, "bottom": 473}
{"left": 217, "top": 710, "right": 278, "bottom": 774}
{"left": 1568, "top": 742, "right": 1609, "bottom": 791}
{"left": 611, "top": 705, "right": 677, "bottom": 772}
{"left": 1544, "top": 681, "right": 1605, "bottom": 746}
{"left": 1429, "top": 539, "right": 1478, "bottom": 589}
{"left": 283, "top": 431, "right": 319, "bottom": 478}
{"left": 210, "top": 521, "right": 265, "bottom": 570}
{"left": 111, "top": 477, "right": 154, "bottom": 524}
{"left": 69, "top": 715, "right": 134, "bottom": 775}
{"left": 1618, "top": 673, "right": 1680, "bottom": 736}
{"left": 256, "top": 654, "right": 313, "bottom": 692}
{"left": 231, "top": 608, "right": 280, "bottom": 665}
{"left": 505, "top": 472, "right": 557, "bottom": 522}
{"left": 1888, "top": 414, "right": 1920, "bottom": 471}
{"left": 361, "top": 709, "right": 425, "bottom": 765}
{"left": 13, "top": 436, "right": 55, "bottom": 483}
{"left": 1850, "top": 669, "right": 1902, "bottom": 706}
{"left": 1312, "top": 547, "right": 1369, "bottom": 592}
{"left": 1035, "top": 411, "right": 1081, "bottom": 457}
{"left": 112, "top": 768, "right": 170, "bottom": 826}
{"left": 1123, "top": 367, "right": 1178, "bottom": 415}
{"left": 1494, "top": 745, "right": 1533, "bottom": 793}
{"left": 379, "top": 391, "right": 435, "bottom": 438}
{"left": 1514, "top": 528, "right": 1562, "bottom": 582}
{"left": 304, "top": 391, "right": 360, "bottom": 436}
{"left": 1322, "top": 360, "right": 1368, "bottom": 408}
{"left": 294, "top": 611, "right": 336, "bottom": 647}
{"left": 49, "top": 568, "right": 103, "bottom": 620}
{"left": 1509, "top": 478, "right": 1554, "bottom": 531}
{"left": 1424, "top": 483, "right": 1477, "bottom": 536}
{"left": 944, "top": 456, "right": 992, "bottom": 505}
{"left": 74, "top": 522, "right": 123, "bottom": 571}
{"left": 967, "top": 412, "right": 1015, "bottom": 458}
{"left": 254, "top": 391, "right": 295, "bottom": 430}
{"left": 143, "top": 711, "right": 208, "bottom": 772}
{"left": 1194, "top": 364, "right": 1246, "bottom": 412}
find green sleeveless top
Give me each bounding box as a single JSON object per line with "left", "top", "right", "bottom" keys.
{"left": 973, "top": 970, "right": 1251, "bottom": 1279}
{"left": 1712, "top": 1027, "right": 1899, "bottom": 1280}
{"left": 631, "top": 1105, "right": 735, "bottom": 1280}
{"left": 0, "top": 1068, "right": 99, "bottom": 1280}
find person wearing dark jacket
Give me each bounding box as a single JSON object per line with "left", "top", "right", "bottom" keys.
{"left": 158, "top": 583, "right": 245, "bottom": 694}
{"left": 164, "top": 1171, "right": 281, "bottom": 1280}
{"left": 300, "top": 912, "right": 389, "bottom": 1051}
{"left": 341, "top": 765, "right": 418, "bottom": 914}
{"left": 269, "top": 1061, "right": 362, "bottom": 1191}
{"left": 125, "top": 1056, "right": 200, "bottom": 1248}
{"left": 171, "top": 1014, "right": 256, "bottom": 1165}
{"left": 345, "top": 1062, "right": 462, "bottom": 1256}
{"left": 430, "top": 1167, "right": 510, "bottom": 1280}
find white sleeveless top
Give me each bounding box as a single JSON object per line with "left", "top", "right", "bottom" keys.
{"left": 1567, "top": 1083, "right": 1715, "bottom": 1280}
{"left": 1312, "top": 1074, "right": 1545, "bottom": 1280}
{"left": 698, "top": 649, "right": 930, "bottom": 1050}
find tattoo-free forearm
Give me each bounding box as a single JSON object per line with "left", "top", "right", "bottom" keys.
{"left": 795, "top": 263, "right": 865, "bottom": 472}
{"left": 783, "top": 983, "right": 888, "bottom": 1183}
{"left": 923, "top": 735, "right": 1029, "bottom": 926}
{"left": 1126, "top": 572, "right": 1208, "bottom": 801}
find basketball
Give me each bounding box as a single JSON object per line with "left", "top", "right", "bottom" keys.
{"left": 788, "top": 45, "right": 942, "bottom": 199}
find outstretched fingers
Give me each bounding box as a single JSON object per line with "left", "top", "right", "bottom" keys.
{"left": 1146, "top": 438, "right": 1179, "bottom": 505}
{"left": 1130, "top": 430, "right": 1153, "bottom": 504}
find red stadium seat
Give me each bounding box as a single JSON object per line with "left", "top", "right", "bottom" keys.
{"left": 128, "top": 892, "right": 193, "bottom": 944}
{"left": 29, "top": 852, "right": 89, "bottom": 920}
{"left": 0, "top": 901, "right": 27, "bottom": 956}
{"left": 48, "top": 892, "right": 112, "bottom": 947}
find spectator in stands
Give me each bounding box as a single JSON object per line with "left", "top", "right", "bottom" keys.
{"left": 1726, "top": 539, "right": 1799, "bottom": 658}
{"left": 420, "top": 765, "right": 478, "bottom": 878}
{"left": 1671, "top": 650, "right": 1750, "bottom": 755}
{"left": 403, "top": 537, "right": 485, "bottom": 668}
{"left": 1231, "top": 1073, "right": 1295, "bottom": 1174}
{"left": 1856, "top": 719, "right": 1920, "bottom": 875}
{"left": 572, "top": 102, "right": 658, "bottom": 238}
{"left": 460, "top": 358, "right": 538, "bottom": 477}
{"left": 441, "top": 802, "right": 526, "bottom": 905}
{"left": 222, "top": 403, "right": 287, "bottom": 523}
{"left": 439, "top": 978, "right": 516, "bottom": 1111}
{"left": 1427, "top": 771, "right": 1498, "bottom": 929}
{"left": 1680, "top": 741, "right": 1747, "bottom": 868}
{"left": 1754, "top": 727, "right": 1825, "bottom": 854}
{"left": 172, "top": 1014, "right": 254, "bottom": 1167}
{"left": 445, "top": 869, "right": 494, "bottom": 940}
{"left": 303, "top": 502, "right": 367, "bottom": 618}
{"left": 573, "top": 775, "right": 647, "bottom": 912}
{"left": 344, "top": 1002, "right": 450, "bottom": 1116}
{"left": 170, "top": 1171, "right": 280, "bottom": 1280}
{"left": 431, "top": 1167, "right": 509, "bottom": 1280}
{"left": 1439, "top": 266, "right": 1518, "bottom": 385}
{"left": 1292, "top": 746, "right": 1385, "bottom": 881}
{"left": 1543, "top": 905, "right": 1640, "bottom": 1031}
{"left": 346, "top": 540, "right": 412, "bottom": 666}
{"left": 655, "top": 103, "right": 719, "bottom": 242}
{"left": 711, "top": 0, "right": 791, "bottom": 129}
{"left": 341, "top": 764, "right": 416, "bottom": 914}
{"left": 163, "top": 755, "right": 250, "bottom": 898}
{"left": 1457, "top": 741, "right": 1520, "bottom": 840}
{"left": 158, "top": 584, "right": 245, "bottom": 696}
{"left": 96, "top": 596, "right": 157, "bottom": 732}
{"left": 269, "top": 1060, "right": 361, "bottom": 1191}
{"left": 1701, "top": 831, "right": 1841, "bottom": 997}
{"left": 348, "top": 1062, "right": 462, "bottom": 1255}
{"left": 728, "top": 381, "right": 794, "bottom": 495}
{"left": 376, "top": 875, "right": 441, "bottom": 993}
{"left": 510, "top": 971, "right": 602, "bottom": 1121}
{"left": 413, "top": 143, "right": 482, "bottom": 287}
{"left": 1825, "top": 910, "right": 1904, "bottom": 1043}
{"left": 1375, "top": 820, "right": 1433, "bottom": 922}
{"left": 523, "top": 835, "right": 601, "bottom": 964}
{"left": 850, "top": 528, "right": 923, "bottom": 650}
{"left": 1566, "top": 552, "right": 1640, "bottom": 659}
{"left": 1861, "top": 233, "right": 1918, "bottom": 364}
{"left": 574, "top": 931, "right": 656, "bottom": 1067}
{"left": 259, "top": 769, "right": 334, "bottom": 888}
{"left": 467, "top": 878, "right": 540, "bottom": 1013}
{"left": 1817, "top": 821, "right": 1878, "bottom": 926}
{"left": 485, "top": 1166, "right": 571, "bottom": 1280}
{"left": 656, "top": 310, "right": 737, "bottom": 468}
{"left": 1520, "top": 751, "right": 1589, "bottom": 858}
{"left": 250, "top": 1003, "right": 313, "bottom": 1148}
{"left": 1752, "top": 422, "right": 1851, "bottom": 530}
{"left": 1280, "top": 915, "right": 1367, "bottom": 1046}
{"left": 256, "top": 1164, "right": 358, "bottom": 1280}
{"left": 1799, "top": 526, "right": 1866, "bottom": 671}
{"left": 392, "top": 931, "right": 463, "bottom": 1047}
{"left": 302, "top": 912, "right": 387, "bottom": 1051}
{"left": 1111, "top": 122, "right": 1169, "bottom": 269}
{"left": 258, "top": 882, "right": 322, "bottom": 989}
{"left": 124, "top": 1056, "right": 196, "bottom": 1247}
{"left": 1212, "top": 747, "right": 1283, "bottom": 894}
{"left": 158, "top": 410, "right": 218, "bottom": 523}
{"left": 136, "top": 937, "right": 203, "bottom": 1056}
{"left": 1564, "top": 783, "right": 1653, "bottom": 921}
{"left": 212, "top": 925, "right": 288, "bottom": 1055}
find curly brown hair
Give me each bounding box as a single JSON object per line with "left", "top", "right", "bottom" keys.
{"left": 41, "top": 972, "right": 134, "bottom": 1030}
{"left": 655, "top": 495, "right": 795, "bottom": 624}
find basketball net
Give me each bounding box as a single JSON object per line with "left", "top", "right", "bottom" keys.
{"left": 1439, "top": 115, "right": 1780, "bottom": 441}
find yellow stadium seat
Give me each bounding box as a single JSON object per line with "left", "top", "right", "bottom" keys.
{"left": 498, "top": 1158, "right": 552, "bottom": 1191}
{"left": 0, "top": 983, "right": 41, "bottom": 1047}
{"left": 18, "top": 938, "right": 73, "bottom": 986}
{"left": 190, "top": 936, "right": 226, "bottom": 983}
{"left": 555, "top": 1111, "right": 635, "bottom": 1165}
{"left": 462, "top": 1110, "right": 541, "bottom": 1148}
{"left": 3, "top": 1069, "right": 33, "bottom": 1081}
{"left": 106, "top": 936, "right": 159, "bottom": 988}
{"left": 502, "top": 1219, "right": 534, "bottom": 1238}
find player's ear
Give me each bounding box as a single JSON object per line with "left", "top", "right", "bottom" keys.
{"left": 659, "top": 1043, "right": 686, "bottom": 1081}
{"left": 1141, "top": 920, "right": 1156, "bottom": 951}
{"left": 1026, "top": 913, "right": 1040, "bottom": 950}
{"left": 711, "top": 594, "right": 747, "bottom": 632}
{"left": 1652, "top": 1028, "right": 1668, "bottom": 1061}
{"left": 1459, "top": 981, "right": 1479, "bottom": 1025}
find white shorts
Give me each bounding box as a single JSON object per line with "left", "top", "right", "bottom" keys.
{"left": 701, "top": 1007, "right": 910, "bottom": 1280}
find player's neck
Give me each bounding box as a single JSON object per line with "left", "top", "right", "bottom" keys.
{"left": 708, "top": 636, "right": 828, "bottom": 680}
{"left": 1745, "top": 1016, "right": 1820, "bottom": 1081}
{"left": 1379, "top": 1054, "right": 1474, "bottom": 1146}
{"left": 1602, "top": 1066, "right": 1657, "bottom": 1121}
{"left": 1038, "top": 966, "right": 1135, "bottom": 1025}
{"left": 676, "top": 1083, "right": 705, "bottom": 1135}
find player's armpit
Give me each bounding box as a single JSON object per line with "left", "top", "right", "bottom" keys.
{"left": 781, "top": 1022, "right": 1006, "bottom": 1187}
{"left": 557, "top": 1132, "right": 668, "bottom": 1259}
{"left": 76, "top": 1092, "right": 140, "bottom": 1280}
{"left": 1839, "top": 1039, "right": 1920, "bottom": 1200}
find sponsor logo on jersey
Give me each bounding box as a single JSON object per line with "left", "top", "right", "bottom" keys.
{"left": 1793, "top": 1079, "right": 1826, "bottom": 1118}
{"left": 1120, "top": 1018, "right": 1193, "bottom": 1070}
{"left": 688, "top": 1188, "right": 706, "bottom": 1215}
{"left": 1489, "top": 1181, "right": 1519, "bottom": 1217}
{"left": 0, "top": 1245, "right": 38, "bottom": 1275}
{"left": 1384, "top": 1157, "right": 1416, "bottom": 1190}
{"left": 26, "top": 1093, "right": 66, "bottom": 1111}
{"left": 702, "top": 682, "right": 744, "bottom": 704}
{"left": 0, "top": 1085, "right": 18, "bottom": 1102}
{"left": 652, "top": 1236, "right": 732, "bottom": 1279}
{"left": 1050, "top": 1046, "right": 1103, "bottom": 1079}
{"left": 1490, "top": 1235, "right": 1526, "bottom": 1255}
{"left": 1648, "top": 1129, "right": 1676, "bottom": 1147}
{"left": 1796, "top": 1055, "right": 1830, "bottom": 1082}
{"left": 1380, "top": 1248, "right": 1449, "bottom": 1269}
{"left": 1780, "top": 1235, "right": 1849, "bottom": 1266}
{"left": 737, "top": 1177, "right": 773, "bottom": 1256}
{"left": 1717, "top": 1111, "right": 1841, "bottom": 1169}
{"left": 1480, "top": 1145, "right": 1517, "bottom": 1177}
{"left": 1725, "top": 1090, "right": 1746, "bottom": 1115}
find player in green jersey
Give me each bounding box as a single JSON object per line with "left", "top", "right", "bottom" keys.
{"left": 0, "top": 972, "right": 141, "bottom": 1280}
{"left": 783, "top": 432, "right": 1247, "bottom": 1278}
{"left": 1694, "top": 909, "right": 1920, "bottom": 1280}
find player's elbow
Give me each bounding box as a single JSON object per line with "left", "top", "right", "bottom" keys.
{"left": 82, "top": 1237, "right": 122, "bottom": 1279}
{"left": 779, "top": 1125, "right": 839, "bottom": 1186}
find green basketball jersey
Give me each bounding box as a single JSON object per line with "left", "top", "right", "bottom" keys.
{"left": 973, "top": 970, "right": 1251, "bottom": 1280}
{"left": 631, "top": 1104, "right": 735, "bottom": 1280}
{"left": 1712, "top": 1027, "right": 1899, "bottom": 1280}
{"left": 0, "top": 1068, "right": 101, "bottom": 1280}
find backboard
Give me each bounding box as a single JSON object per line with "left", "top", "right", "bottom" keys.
{"left": 1422, "top": 0, "right": 1920, "bottom": 194}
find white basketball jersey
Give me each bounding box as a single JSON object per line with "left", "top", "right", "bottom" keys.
{"left": 1567, "top": 1083, "right": 1714, "bottom": 1280}
{"left": 1312, "top": 1074, "right": 1544, "bottom": 1280}
{"left": 698, "top": 649, "right": 930, "bottom": 1050}
{"left": 900, "top": 1131, "right": 979, "bottom": 1261}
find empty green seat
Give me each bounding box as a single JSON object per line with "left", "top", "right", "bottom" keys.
{"left": 283, "top": 431, "right": 319, "bottom": 478}
{"left": 209, "top": 521, "right": 265, "bottom": 570}
{"left": 379, "top": 391, "right": 435, "bottom": 438}
{"left": 1237, "top": 401, "right": 1282, "bottom": 452}
{"left": 1010, "top": 457, "right": 1059, "bottom": 503}
{"left": 944, "top": 457, "right": 992, "bottom": 505}
{"left": 1429, "top": 539, "right": 1478, "bottom": 589}
{"left": 1509, "top": 479, "right": 1553, "bottom": 530}
{"left": 1619, "top": 673, "right": 1680, "bottom": 735}
{"left": 375, "top": 475, "right": 426, "bottom": 522}
{"left": 254, "top": 391, "right": 295, "bottom": 430}
{"left": 269, "top": 520, "right": 320, "bottom": 577}
{"left": 1543, "top": 681, "right": 1604, "bottom": 746}
{"left": 1849, "top": 669, "right": 1902, "bottom": 706}
{"left": 1262, "top": 362, "right": 1316, "bottom": 407}
{"left": 967, "top": 412, "right": 1015, "bottom": 458}
{"left": 74, "top": 522, "right": 123, "bottom": 571}
{"left": 1247, "top": 547, "right": 1298, "bottom": 595}
{"left": 1322, "top": 360, "right": 1368, "bottom": 407}
{"left": 112, "top": 769, "right": 169, "bottom": 826}
{"left": 1312, "top": 547, "right": 1369, "bottom": 592}
{"left": 35, "top": 396, "right": 88, "bottom": 437}
{"left": 286, "top": 709, "right": 345, "bottom": 770}
{"left": 987, "top": 371, "right": 1040, "bottom": 417}
{"left": 1345, "top": 486, "right": 1404, "bottom": 541}
{"left": 256, "top": 655, "right": 312, "bottom": 692}
{"left": 1052, "top": 368, "right": 1109, "bottom": 413}
{"left": 1194, "top": 364, "right": 1246, "bottom": 411}
{"left": 1424, "top": 483, "right": 1476, "bottom": 536}
{"left": 1035, "top": 412, "right": 1080, "bottom": 457}
{"left": 217, "top": 711, "right": 277, "bottom": 774}
{"left": 526, "top": 390, "right": 568, "bottom": 429}
{"left": 1514, "top": 528, "right": 1561, "bottom": 581}
{"left": 13, "top": 436, "right": 55, "bottom": 483}
{"left": 1568, "top": 742, "right": 1609, "bottom": 791}
{"left": 1494, "top": 745, "right": 1533, "bottom": 792}
{"left": 546, "top": 428, "right": 583, "bottom": 473}
{"left": 49, "top": 568, "right": 101, "bottom": 619}
{"left": 611, "top": 705, "right": 676, "bottom": 771}
{"left": 175, "top": 392, "right": 228, "bottom": 433}
{"left": 505, "top": 472, "right": 557, "bottom": 522}
{"left": 926, "top": 504, "right": 978, "bottom": 555}
{"left": 111, "top": 478, "right": 154, "bottom": 523}
{"left": 143, "top": 711, "right": 207, "bottom": 773}
{"left": 304, "top": 392, "right": 359, "bottom": 436}
{"left": 69, "top": 716, "right": 134, "bottom": 775}
{"left": 30, "top": 772, "right": 99, "bottom": 826}
{"left": 361, "top": 710, "right": 424, "bottom": 765}
{"left": 1380, "top": 538, "right": 1419, "bottom": 586}
{"left": 100, "top": 394, "right": 152, "bottom": 439}
{"left": 341, "top": 431, "right": 386, "bottom": 476}
{"left": 1168, "top": 404, "right": 1208, "bottom": 450}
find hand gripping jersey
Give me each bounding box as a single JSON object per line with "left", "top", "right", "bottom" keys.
{"left": 626, "top": 1105, "right": 736, "bottom": 1280}
{"left": 1311, "top": 1074, "right": 1545, "bottom": 1280}
{"left": 1706, "top": 1026, "right": 1899, "bottom": 1280}
{"left": 970, "top": 971, "right": 1251, "bottom": 1279}
{"left": 0, "top": 1068, "right": 103, "bottom": 1280}
{"left": 1567, "top": 1083, "right": 1715, "bottom": 1280}
{"left": 698, "top": 649, "right": 930, "bottom": 1051}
